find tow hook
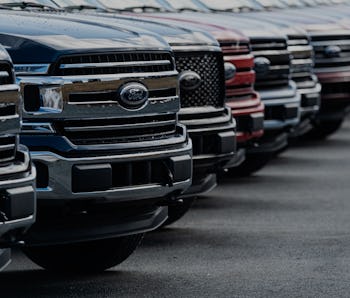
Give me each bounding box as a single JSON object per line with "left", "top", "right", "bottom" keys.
{"left": 158, "top": 195, "right": 183, "bottom": 207}
{"left": 163, "top": 161, "right": 174, "bottom": 187}
{"left": 0, "top": 211, "right": 8, "bottom": 223}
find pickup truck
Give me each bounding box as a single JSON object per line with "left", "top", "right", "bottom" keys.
{"left": 0, "top": 10, "right": 192, "bottom": 272}
{"left": 0, "top": 44, "right": 36, "bottom": 271}
{"left": 26, "top": 7, "right": 238, "bottom": 225}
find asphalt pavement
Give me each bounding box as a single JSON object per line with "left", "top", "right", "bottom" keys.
{"left": 2, "top": 119, "right": 350, "bottom": 297}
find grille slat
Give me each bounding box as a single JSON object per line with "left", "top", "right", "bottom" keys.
{"left": 175, "top": 52, "right": 225, "bottom": 108}
{"left": 51, "top": 52, "right": 175, "bottom": 76}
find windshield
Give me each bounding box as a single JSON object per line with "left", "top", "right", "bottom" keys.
{"left": 255, "top": 0, "right": 287, "bottom": 8}
{"left": 280, "top": 0, "right": 305, "bottom": 6}
{"left": 52, "top": 0, "right": 102, "bottom": 7}
{"left": 199, "top": 0, "right": 260, "bottom": 11}
{"left": 97, "top": 0, "right": 166, "bottom": 10}
{"left": 163, "top": 0, "right": 207, "bottom": 11}
{"left": 0, "top": 0, "right": 56, "bottom": 5}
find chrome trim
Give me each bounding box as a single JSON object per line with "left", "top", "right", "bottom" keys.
{"left": 0, "top": 84, "right": 18, "bottom": 92}
{"left": 17, "top": 72, "right": 180, "bottom": 119}
{"left": 59, "top": 60, "right": 171, "bottom": 69}
{"left": 63, "top": 119, "right": 176, "bottom": 133}
{"left": 0, "top": 71, "right": 9, "bottom": 78}
{"left": 21, "top": 122, "right": 56, "bottom": 134}
{"left": 14, "top": 64, "right": 50, "bottom": 76}
{"left": 171, "top": 45, "right": 221, "bottom": 52}
{"left": 0, "top": 144, "right": 15, "bottom": 151}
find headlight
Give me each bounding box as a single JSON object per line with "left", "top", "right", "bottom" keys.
{"left": 24, "top": 85, "right": 63, "bottom": 114}
{"left": 14, "top": 64, "right": 50, "bottom": 76}
{"left": 224, "top": 62, "right": 237, "bottom": 81}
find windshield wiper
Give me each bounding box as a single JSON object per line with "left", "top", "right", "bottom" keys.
{"left": 63, "top": 4, "right": 108, "bottom": 12}
{"left": 1, "top": 1, "right": 58, "bottom": 10}
{"left": 177, "top": 7, "right": 204, "bottom": 12}
{"left": 120, "top": 5, "right": 171, "bottom": 12}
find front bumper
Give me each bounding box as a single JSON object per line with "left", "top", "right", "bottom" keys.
{"left": 247, "top": 131, "right": 289, "bottom": 155}
{"left": 228, "top": 94, "right": 265, "bottom": 144}
{"left": 0, "top": 146, "right": 36, "bottom": 244}
{"left": 23, "top": 132, "right": 193, "bottom": 246}
{"left": 260, "top": 82, "right": 301, "bottom": 131}
{"left": 28, "top": 140, "right": 193, "bottom": 203}
{"left": 316, "top": 70, "right": 350, "bottom": 121}
{"left": 298, "top": 79, "right": 322, "bottom": 118}
{"left": 180, "top": 107, "right": 236, "bottom": 196}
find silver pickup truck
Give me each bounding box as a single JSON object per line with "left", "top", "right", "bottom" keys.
{"left": 0, "top": 45, "right": 36, "bottom": 271}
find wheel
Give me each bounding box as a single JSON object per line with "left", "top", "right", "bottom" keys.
{"left": 22, "top": 234, "right": 144, "bottom": 273}
{"left": 224, "top": 154, "right": 271, "bottom": 177}
{"left": 306, "top": 119, "right": 344, "bottom": 140}
{"left": 162, "top": 197, "right": 196, "bottom": 227}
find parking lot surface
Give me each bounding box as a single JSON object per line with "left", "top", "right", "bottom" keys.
{"left": 2, "top": 120, "right": 350, "bottom": 297}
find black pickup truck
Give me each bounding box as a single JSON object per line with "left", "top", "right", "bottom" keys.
{"left": 32, "top": 10, "right": 238, "bottom": 226}
{"left": 0, "top": 44, "right": 36, "bottom": 271}
{"left": 0, "top": 10, "right": 193, "bottom": 272}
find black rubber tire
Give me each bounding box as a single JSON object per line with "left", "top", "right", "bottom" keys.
{"left": 22, "top": 234, "right": 144, "bottom": 273}
{"left": 307, "top": 119, "right": 344, "bottom": 140}
{"left": 224, "top": 154, "right": 271, "bottom": 177}
{"left": 162, "top": 197, "right": 196, "bottom": 227}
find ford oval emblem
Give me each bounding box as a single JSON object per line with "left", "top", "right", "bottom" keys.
{"left": 254, "top": 57, "right": 271, "bottom": 76}
{"left": 119, "top": 83, "right": 149, "bottom": 109}
{"left": 224, "top": 62, "right": 237, "bottom": 81}
{"left": 324, "top": 45, "right": 342, "bottom": 58}
{"left": 179, "top": 71, "right": 202, "bottom": 91}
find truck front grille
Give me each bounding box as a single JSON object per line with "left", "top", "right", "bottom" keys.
{"left": 251, "top": 38, "right": 291, "bottom": 89}
{"left": 0, "top": 60, "right": 17, "bottom": 166}
{"left": 55, "top": 114, "right": 178, "bottom": 146}
{"left": 312, "top": 34, "right": 350, "bottom": 71}
{"left": 220, "top": 41, "right": 257, "bottom": 102}
{"left": 175, "top": 51, "right": 225, "bottom": 108}
{"left": 50, "top": 51, "right": 175, "bottom": 76}
{"left": 288, "top": 35, "right": 317, "bottom": 90}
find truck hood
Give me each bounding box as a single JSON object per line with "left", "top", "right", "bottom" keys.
{"left": 239, "top": 10, "right": 350, "bottom": 34}
{"left": 139, "top": 12, "right": 287, "bottom": 40}
{"left": 137, "top": 12, "right": 249, "bottom": 43}
{"left": 0, "top": 10, "right": 170, "bottom": 64}
{"left": 31, "top": 11, "right": 220, "bottom": 48}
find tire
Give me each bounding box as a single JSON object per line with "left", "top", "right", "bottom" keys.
{"left": 307, "top": 119, "right": 344, "bottom": 140}
{"left": 224, "top": 154, "right": 271, "bottom": 177}
{"left": 22, "top": 234, "right": 144, "bottom": 273}
{"left": 162, "top": 197, "right": 196, "bottom": 227}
